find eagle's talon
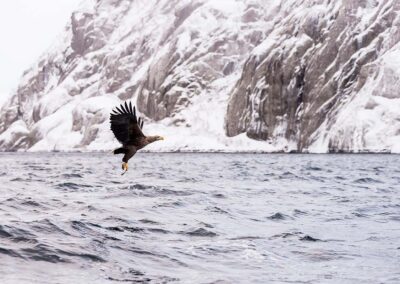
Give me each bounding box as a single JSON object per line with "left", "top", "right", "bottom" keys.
{"left": 121, "top": 162, "right": 128, "bottom": 175}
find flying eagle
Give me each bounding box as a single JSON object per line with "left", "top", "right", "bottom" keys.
{"left": 110, "top": 101, "right": 164, "bottom": 174}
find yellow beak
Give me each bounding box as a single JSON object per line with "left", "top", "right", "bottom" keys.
{"left": 159, "top": 136, "right": 165, "bottom": 140}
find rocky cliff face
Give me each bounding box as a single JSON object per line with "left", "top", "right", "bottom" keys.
{"left": 226, "top": 0, "right": 400, "bottom": 153}
{"left": 0, "top": 0, "right": 399, "bottom": 152}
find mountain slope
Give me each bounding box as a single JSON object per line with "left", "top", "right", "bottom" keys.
{"left": 0, "top": 0, "right": 399, "bottom": 152}
{"left": 226, "top": 0, "right": 400, "bottom": 152}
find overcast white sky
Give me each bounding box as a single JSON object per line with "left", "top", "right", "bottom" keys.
{"left": 0, "top": 0, "right": 81, "bottom": 102}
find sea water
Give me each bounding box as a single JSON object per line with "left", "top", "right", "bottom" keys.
{"left": 0, "top": 153, "right": 399, "bottom": 283}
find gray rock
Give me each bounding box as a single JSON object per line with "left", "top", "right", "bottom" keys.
{"left": 226, "top": 0, "right": 400, "bottom": 152}
{"left": 0, "top": 0, "right": 399, "bottom": 152}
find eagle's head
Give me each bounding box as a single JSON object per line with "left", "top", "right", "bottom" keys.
{"left": 146, "top": 135, "right": 165, "bottom": 143}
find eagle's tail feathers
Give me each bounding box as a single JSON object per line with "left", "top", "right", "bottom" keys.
{"left": 113, "top": 148, "right": 127, "bottom": 155}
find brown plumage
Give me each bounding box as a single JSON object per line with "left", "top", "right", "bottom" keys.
{"left": 110, "top": 101, "right": 164, "bottom": 174}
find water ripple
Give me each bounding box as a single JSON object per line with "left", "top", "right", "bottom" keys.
{"left": 0, "top": 153, "right": 398, "bottom": 283}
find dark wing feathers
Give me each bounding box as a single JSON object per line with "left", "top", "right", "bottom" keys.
{"left": 110, "top": 102, "right": 145, "bottom": 144}
{"left": 115, "top": 106, "right": 124, "bottom": 114}
{"left": 137, "top": 117, "right": 144, "bottom": 130}
{"left": 123, "top": 101, "right": 130, "bottom": 114}
{"left": 120, "top": 102, "right": 127, "bottom": 113}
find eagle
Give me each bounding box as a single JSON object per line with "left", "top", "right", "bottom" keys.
{"left": 110, "top": 101, "right": 164, "bottom": 174}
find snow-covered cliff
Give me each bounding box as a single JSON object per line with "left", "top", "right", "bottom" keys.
{"left": 0, "top": 0, "right": 399, "bottom": 152}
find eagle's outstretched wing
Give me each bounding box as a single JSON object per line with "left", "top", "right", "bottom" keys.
{"left": 110, "top": 101, "right": 144, "bottom": 144}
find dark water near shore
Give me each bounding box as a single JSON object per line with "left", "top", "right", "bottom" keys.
{"left": 0, "top": 153, "right": 399, "bottom": 283}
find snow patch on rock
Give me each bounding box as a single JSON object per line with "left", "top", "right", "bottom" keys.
{"left": 0, "top": 0, "right": 399, "bottom": 153}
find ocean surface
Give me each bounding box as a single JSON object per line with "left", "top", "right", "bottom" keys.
{"left": 0, "top": 153, "right": 399, "bottom": 283}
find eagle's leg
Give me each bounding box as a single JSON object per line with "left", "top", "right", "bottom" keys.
{"left": 121, "top": 147, "right": 135, "bottom": 175}
{"left": 121, "top": 162, "right": 128, "bottom": 175}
